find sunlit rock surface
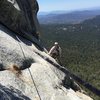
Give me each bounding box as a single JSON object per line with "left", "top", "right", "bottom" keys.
{"left": 0, "top": 25, "right": 93, "bottom": 100}
{"left": 0, "top": 0, "right": 93, "bottom": 100}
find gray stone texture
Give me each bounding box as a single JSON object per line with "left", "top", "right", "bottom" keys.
{"left": 0, "top": 0, "right": 93, "bottom": 100}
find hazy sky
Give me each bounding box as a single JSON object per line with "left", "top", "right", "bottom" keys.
{"left": 38, "top": 0, "right": 100, "bottom": 12}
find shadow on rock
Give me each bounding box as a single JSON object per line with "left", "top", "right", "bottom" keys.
{"left": 0, "top": 24, "right": 33, "bottom": 46}
{"left": 21, "top": 58, "right": 35, "bottom": 70}
{"left": 0, "top": 84, "right": 31, "bottom": 100}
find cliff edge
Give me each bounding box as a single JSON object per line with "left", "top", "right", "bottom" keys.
{"left": 0, "top": 0, "right": 93, "bottom": 100}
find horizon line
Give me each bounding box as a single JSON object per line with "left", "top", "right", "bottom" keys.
{"left": 38, "top": 6, "right": 100, "bottom": 13}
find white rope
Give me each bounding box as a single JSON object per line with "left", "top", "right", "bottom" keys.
{"left": 15, "top": 35, "right": 42, "bottom": 100}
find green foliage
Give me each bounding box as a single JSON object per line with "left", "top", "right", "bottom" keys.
{"left": 40, "top": 16, "right": 100, "bottom": 100}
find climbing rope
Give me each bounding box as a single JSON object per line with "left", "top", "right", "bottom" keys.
{"left": 15, "top": 35, "right": 42, "bottom": 100}
{"left": 0, "top": 22, "right": 100, "bottom": 97}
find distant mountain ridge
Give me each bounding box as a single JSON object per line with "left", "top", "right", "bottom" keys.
{"left": 38, "top": 9, "right": 100, "bottom": 24}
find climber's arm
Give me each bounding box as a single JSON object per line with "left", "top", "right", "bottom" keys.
{"left": 48, "top": 46, "right": 55, "bottom": 55}
{"left": 59, "top": 47, "right": 62, "bottom": 58}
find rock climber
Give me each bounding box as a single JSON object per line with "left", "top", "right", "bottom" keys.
{"left": 48, "top": 42, "right": 62, "bottom": 65}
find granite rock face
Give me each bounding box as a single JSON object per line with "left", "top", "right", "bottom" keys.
{"left": 0, "top": 24, "right": 93, "bottom": 100}
{"left": 0, "top": 0, "right": 93, "bottom": 100}
{"left": 0, "top": 0, "right": 39, "bottom": 39}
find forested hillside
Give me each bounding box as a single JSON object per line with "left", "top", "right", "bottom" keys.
{"left": 40, "top": 15, "right": 100, "bottom": 100}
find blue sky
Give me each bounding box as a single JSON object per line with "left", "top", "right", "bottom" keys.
{"left": 38, "top": 0, "right": 100, "bottom": 12}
